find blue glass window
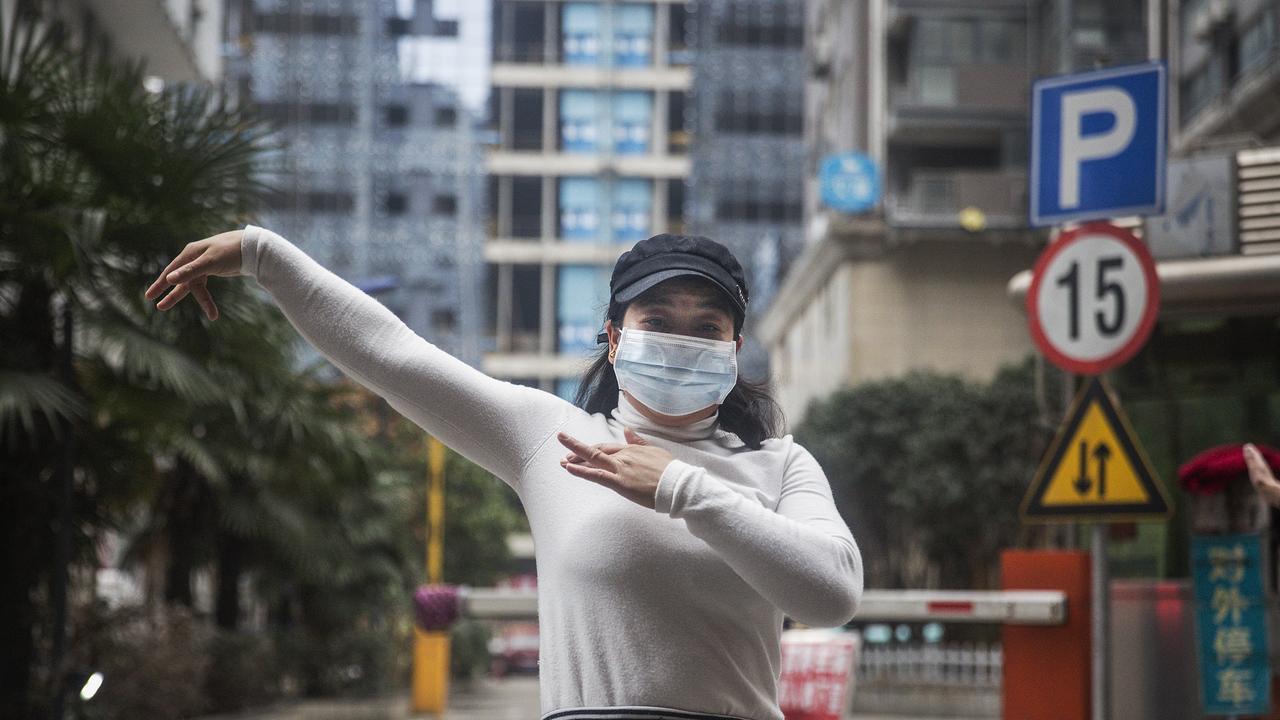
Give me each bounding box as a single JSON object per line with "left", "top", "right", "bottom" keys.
{"left": 612, "top": 179, "right": 651, "bottom": 242}
{"left": 613, "top": 5, "right": 653, "bottom": 67}
{"left": 562, "top": 4, "right": 601, "bottom": 65}
{"left": 611, "top": 92, "right": 651, "bottom": 154}
{"left": 559, "top": 177, "right": 602, "bottom": 242}
{"left": 557, "top": 264, "right": 611, "bottom": 354}
{"left": 560, "top": 90, "right": 603, "bottom": 153}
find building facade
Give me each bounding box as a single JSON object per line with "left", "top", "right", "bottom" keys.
{"left": 685, "top": 0, "right": 807, "bottom": 380}
{"left": 484, "top": 0, "right": 693, "bottom": 400}
{"left": 761, "top": 0, "right": 1061, "bottom": 426}
{"left": 224, "top": 0, "right": 488, "bottom": 367}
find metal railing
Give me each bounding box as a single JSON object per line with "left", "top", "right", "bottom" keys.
{"left": 854, "top": 642, "right": 1003, "bottom": 718}
{"left": 889, "top": 169, "right": 1029, "bottom": 228}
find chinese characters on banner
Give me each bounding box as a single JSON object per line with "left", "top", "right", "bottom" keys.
{"left": 1191, "top": 533, "right": 1272, "bottom": 716}
{"left": 778, "top": 630, "right": 858, "bottom": 720}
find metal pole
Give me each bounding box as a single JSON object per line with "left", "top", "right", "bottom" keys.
{"left": 1091, "top": 523, "right": 1110, "bottom": 720}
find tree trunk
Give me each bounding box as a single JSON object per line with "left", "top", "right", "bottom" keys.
{"left": 164, "top": 460, "right": 197, "bottom": 607}
{"left": 0, "top": 277, "right": 60, "bottom": 719}
{"left": 215, "top": 531, "right": 243, "bottom": 630}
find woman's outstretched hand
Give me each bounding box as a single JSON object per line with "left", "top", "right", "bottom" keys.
{"left": 144, "top": 230, "right": 245, "bottom": 321}
{"left": 1245, "top": 443, "right": 1280, "bottom": 508}
{"left": 557, "top": 427, "right": 675, "bottom": 510}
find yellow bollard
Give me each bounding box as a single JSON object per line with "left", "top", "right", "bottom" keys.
{"left": 412, "top": 626, "right": 450, "bottom": 713}
{"left": 412, "top": 436, "right": 450, "bottom": 714}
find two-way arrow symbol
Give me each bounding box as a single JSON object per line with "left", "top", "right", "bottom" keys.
{"left": 1074, "top": 441, "right": 1091, "bottom": 496}
{"left": 1093, "top": 442, "right": 1111, "bottom": 499}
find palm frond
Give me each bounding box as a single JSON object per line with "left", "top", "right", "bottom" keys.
{"left": 78, "top": 305, "right": 224, "bottom": 403}
{"left": 0, "top": 370, "right": 86, "bottom": 448}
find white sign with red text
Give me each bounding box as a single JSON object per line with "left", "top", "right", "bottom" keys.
{"left": 778, "top": 629, "right": 859, "bottom": 720}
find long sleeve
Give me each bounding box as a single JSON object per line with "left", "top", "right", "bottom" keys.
{"left": 239, "top": 224, "right": 577, "bottom": 488}
{"left": 652, "top": 440, "right": 863, "bottom": 627}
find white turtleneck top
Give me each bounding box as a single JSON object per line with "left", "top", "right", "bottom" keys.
{"left": 239, "top": 225, "right": 863, "bottom": 720}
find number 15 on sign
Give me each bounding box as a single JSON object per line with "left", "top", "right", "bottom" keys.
{"left": 1027, "top": 223, "right": 1160, "bottom": 376}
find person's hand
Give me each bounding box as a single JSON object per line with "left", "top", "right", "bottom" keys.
{"left": 1244, "top": 443, "right": 1280, "bottom": 507}
{"left": 143, "top": 229, "right": 245, "bottom": 321}
{"left": 556, "top": 427, "right": 675, "bottom": 509}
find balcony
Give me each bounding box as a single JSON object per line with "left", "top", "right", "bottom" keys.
{"left": 888, "top": 64, "right": 1028, "bottom": 140}
{"left": 888, "top": 169, "right": 1028, "bottom": 231}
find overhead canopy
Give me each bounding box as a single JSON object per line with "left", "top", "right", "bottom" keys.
{"left": 1007, "top": 253, "right": 1280, "bottom": 317}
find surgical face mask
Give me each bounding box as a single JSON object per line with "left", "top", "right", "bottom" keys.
{"left": 612, "top": 327, "right": 738, "bottom": 417}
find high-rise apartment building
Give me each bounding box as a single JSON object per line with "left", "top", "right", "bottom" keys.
{"left": 685, "top": 0, "right": 807, "bottom": 379}
{"left": 484, "top": 0, "right": 693, "bottom": 400}
{"left": 224, "top": 0, "right": 488, "bottom": 366}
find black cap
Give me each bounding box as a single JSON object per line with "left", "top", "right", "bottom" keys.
{"left": 596, "top": 233, "right": 749, "bottom": 344}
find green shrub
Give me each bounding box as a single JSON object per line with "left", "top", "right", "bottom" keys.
{"left": 448, "top": 618, "right": 492, "bottom": 684}
{"left": 204, "top": 630, "right": 281, "bottom": 713}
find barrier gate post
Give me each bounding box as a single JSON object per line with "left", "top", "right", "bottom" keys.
{"left": 1002, "top": 550, "right": 1092, "bottom": 719}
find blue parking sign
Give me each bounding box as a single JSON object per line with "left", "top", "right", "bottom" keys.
{"left": 1030, "top": 61, "right": 1166, "bottom": 226}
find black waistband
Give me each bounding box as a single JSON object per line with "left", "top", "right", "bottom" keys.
{"left": 541, "top": 706, "right": 759, "bottom": 720}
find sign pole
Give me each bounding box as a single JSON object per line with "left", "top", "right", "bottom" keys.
{"left": 1091, "top": 522, "right": 1109, "bottom": 720}
{"left": 1028, "top": 54, "right": 1168, "bottom": 720}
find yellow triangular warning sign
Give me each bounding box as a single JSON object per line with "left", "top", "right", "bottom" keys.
{"left": 1021, "top": 376, "right": 1171, "bottom": 523}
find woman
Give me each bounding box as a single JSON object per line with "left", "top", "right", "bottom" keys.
{"left": 145, "top": 225, "right": 863, "bottom": 720}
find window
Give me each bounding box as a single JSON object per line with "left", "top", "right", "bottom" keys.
{"left": 913, "top": 17, "right": 1022, "bottom": 65}
{"left": 384, "top": 193, "right": 408, "bottom": 215}
{"left": 386, "top": 17, "right": 410, "bottom": 36}
{"left": 1180, "top": 56, "right": 1223, "bottom": 124}
{"left": 433, "top": 194, "right": 457, "bottom": 216}
{"left": 257, "top": 102, "right": 356, "bottom": 126}
{"left": 306, "top": 191, "right": 354, "bottom": 213}
{"left": 435, "top": 107, "right": 457, "bottom": 127}
{"left": 713, "top": 90, "right": 803, "bottom": 137}
{"left": 511, "top": 88, "right": 544, "bottom": 150}
{"left": 256, "top": 12, "right": 357, "bottom": 35}
{"left": 1237, "top": 8, "right": 1277, "bottom": 77}
{"left": 562, "top": 3, "right": 602, "bottom": 65}
{"left": 384, "top": 104, "right": 409, "bottom": 127}
{"left": 434, "top": 19, "right": 459, "bottom": 37}
{"left": 715, "top": 14, "right": 803, "bottom": 48}
{"left": 713, "top": 181, "right": 800, "bottom": 223}
{"left": 431, "top": 308, "right": 457, "bottom": 332}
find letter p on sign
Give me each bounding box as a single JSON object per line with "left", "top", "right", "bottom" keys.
{"left": 1031, "top": 61, "right": 1166, "bottom": 227}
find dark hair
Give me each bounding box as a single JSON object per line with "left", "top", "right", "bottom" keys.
{"left": 571, "top": 281, "right": 785, "bottom": 450}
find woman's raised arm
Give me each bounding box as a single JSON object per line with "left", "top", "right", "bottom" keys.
{"left": 147, "top": 224, "right": 579, "bottom": 488}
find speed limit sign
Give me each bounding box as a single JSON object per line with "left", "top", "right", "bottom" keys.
{"left": 1027, "top": 223, "right": 1160, "bottom": 375}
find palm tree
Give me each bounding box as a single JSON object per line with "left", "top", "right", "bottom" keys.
{"left": 2, "top": 4, "right": 528, "bottom": 714}
{"left": 0, "top": 4, "right": 274, "bottom": 715}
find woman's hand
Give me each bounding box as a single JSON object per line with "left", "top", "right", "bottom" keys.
{"left": 1245, "top": 443, "right": 1280, "bottom": 507}
{"left": 557, "top": 427, "right": 675, "bottom": 509}
{"left": 143, "top": 229, "right": 245, "bottom": 321}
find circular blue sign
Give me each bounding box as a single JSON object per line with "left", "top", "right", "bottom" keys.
{"left": 818, "top": 152, "right": 881, "bottom": 213}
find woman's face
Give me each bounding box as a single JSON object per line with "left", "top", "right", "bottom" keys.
{"left": 605, "top": 276, "right": 743, "bottom": 425}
